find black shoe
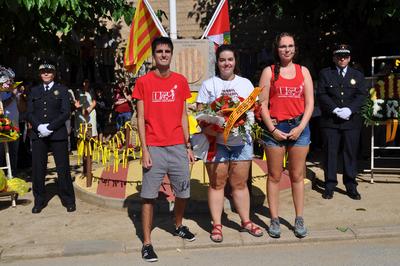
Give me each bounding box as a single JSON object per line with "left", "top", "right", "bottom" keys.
{"left": 322, "top": 190, "right": 334, "bottom": 199}
{"left": 142, "top": 244, "right": 158, "bottom": 262}
{"left": 66, "top": 205, "right": 76, "bottom": 212}
{"left": 174, "top": 225, "right": 196, "bottom": 241}
{"left": 32, "top": 204, "right": 46, "bottom": 214}
{"left": 347, "top": 189, "right": 361, "bottom": 200}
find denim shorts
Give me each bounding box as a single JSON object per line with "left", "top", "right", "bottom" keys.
{"left": 261, "top": 120, "right": 311, "bottom": 147}
{"left": 207, "top": 142, "right": 253, "bottom": 163}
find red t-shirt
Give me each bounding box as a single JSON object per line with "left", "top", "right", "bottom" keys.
{"left": 269, "top": 64, "right": 305, "bottom": 121}
{"left": 114, "top": 87, "right": 132, "bottom": 113}
{"left": 132, "top": 71, "right": 191, "bottom": 146}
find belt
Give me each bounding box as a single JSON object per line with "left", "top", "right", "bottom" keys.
{"left": 273, "top": 114, "right": 303, "bottom": 125}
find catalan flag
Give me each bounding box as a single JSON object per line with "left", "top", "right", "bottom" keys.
{"left": 201, "top": 0, "right": 231, "bottom": 46}
{"left": 124, "top": 0, "right": 167, "bottom": 74}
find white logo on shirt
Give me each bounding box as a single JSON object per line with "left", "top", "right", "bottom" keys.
{"left": 152, "top": 85, "right": 178, "bottom": 102}
{"left": 277, "top": 83, "right": 304, "bottom": 98}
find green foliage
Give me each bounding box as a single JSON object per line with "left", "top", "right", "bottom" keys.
{"left": 0, "top": 0, "right": 134, "bottom": 70}
{"left": 361, "top": 98, "right": 375, "bottom": 125}
{"left": 1, "top": 0, "right": 133, "bottom": 37}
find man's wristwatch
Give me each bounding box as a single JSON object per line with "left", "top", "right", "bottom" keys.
{"left": 185, "top": 143, "right": 192, "bottom": 149}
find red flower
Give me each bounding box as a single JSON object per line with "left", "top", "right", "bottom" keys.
{"left": 210, "top": 101, "right": 217, "bottom": 111}
{"left": 221, "top": 103, "right": 230, "bottom": 110}
{"left": 254, "top": 102, "right": 262, "bottom": 121}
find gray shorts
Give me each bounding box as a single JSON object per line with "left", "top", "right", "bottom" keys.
{"left": 141, "top": 144, "right": 190, "bottom": 199}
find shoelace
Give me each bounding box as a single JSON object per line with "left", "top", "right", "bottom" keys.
{"left": 271, "top": 219, "right": 280, "bottom": 227}
{"left": 177, "top": 226, "right": 188, "bottom": 236}
{"left": 143, "top": 246, "right": 152, "bottom": 257}
{"left": 295, "top": 219, "right": 304, "bottom": 227}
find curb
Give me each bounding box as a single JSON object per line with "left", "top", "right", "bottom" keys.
{"left": 73, "top": 181, "right": 312, "bottom": 214}
{"left": 73, "top": 170, "right": 314, "bottom": 213}
{"left": 2, "top": 225, "right": 400, "bottom": 262}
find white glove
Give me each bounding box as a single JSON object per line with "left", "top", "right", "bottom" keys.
{"left": 336, "top": 107, "right": 352, "bottom": 120}
{"left": 37, "top": 123, "right": 53, "bottom": 137}
{"left": 332, "top": 107, "right": 341, "bottom": 115}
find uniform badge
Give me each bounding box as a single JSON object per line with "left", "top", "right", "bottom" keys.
{"left": 54, "top": 90, "right": 59, "bottom": 96}
{"left": 350, "top": 79, "right": 356, "bottom": 85}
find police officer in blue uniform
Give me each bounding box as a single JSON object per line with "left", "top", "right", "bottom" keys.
{"left": 317, "top": 44, "right": 367, "bottom": 200}
{"left": 27, "top": 62, "right": 76, "bottom": 213}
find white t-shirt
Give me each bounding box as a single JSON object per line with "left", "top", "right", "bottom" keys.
{"left": 197, "top": 75, "right": 254, "bottom": 145}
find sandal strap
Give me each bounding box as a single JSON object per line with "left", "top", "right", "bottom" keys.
{"left": 211, "top": 224, "right": 223, "bottom": 235}
{"left": 212, "top": 223, "right": 222, "bottom": 229}
{"left": 241, "top": 221, "right": 261, "bottom": 232}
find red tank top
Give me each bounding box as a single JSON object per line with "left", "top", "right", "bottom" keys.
{"left": 269, "top": 64, "right": 305, "bottom": 121}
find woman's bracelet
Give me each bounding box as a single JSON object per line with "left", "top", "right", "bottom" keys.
{"left": 270, "top": 127, "right": 277, "bottom": 133}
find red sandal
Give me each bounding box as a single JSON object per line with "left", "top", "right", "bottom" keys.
{"left": 210, "top": 224, "right": 223, "bottom": 243}
{"left": 240, "top": 221, "right": 263, "bottom": 237}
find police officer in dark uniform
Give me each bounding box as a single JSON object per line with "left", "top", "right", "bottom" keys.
{"left": 317, "top": 44, "right": 367, "bottom": 200}
{"left": 27, "top": 62, "right": 76, "bottom": 213}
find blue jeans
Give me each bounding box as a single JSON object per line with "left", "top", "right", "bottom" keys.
{"left": 116, "top": 112, "right": 132, "bottom": 130}
{"left": 262, "top": 119, "right": 311, "bottom": 147}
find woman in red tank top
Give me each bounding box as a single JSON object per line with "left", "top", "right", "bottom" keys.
{"left": 259, "top": 32, "right": 314, "bottom": 238}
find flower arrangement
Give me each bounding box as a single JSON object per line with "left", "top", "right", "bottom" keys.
{"left": 361, "top": 74, "right": 400, "bottom": 125}
{"left": 196, "top": 95, "right": 255, "bottom": 141}
{"left": 0, "top": 114, "right": 20, "bottom": 142}
{"left": 0, "top": 66, "right": 21, "bottom": 92}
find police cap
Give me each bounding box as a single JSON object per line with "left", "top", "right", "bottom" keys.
{"left": 333, "top": 44, "right": 351, "bottom": 57}
{"left": 38, "top": 61, "right": 56, "bottom": 71}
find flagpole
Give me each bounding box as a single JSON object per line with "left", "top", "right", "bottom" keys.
{"left": 200, "top": 0, "right": 226, "bottom": 39}
{"left": 169, "top": 0, "right": 178, "bottom": 39}
{"left": 143, "top": 0, "right": 168, "bottom": 37}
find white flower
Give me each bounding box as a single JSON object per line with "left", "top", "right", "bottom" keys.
{"left": 372, "top": 99, "right": 384, "bottom": 118}
{"left": 0, "top": 76, "right": 9, "bottom": 83}
{"left": 0, "top": 66, "right": 15, "bottom": 87}
{"left": 246, "top": 110, "right": 255, "bottom": 125}
{"left": 230, "top": 127, "right": 239, "bottom": 136}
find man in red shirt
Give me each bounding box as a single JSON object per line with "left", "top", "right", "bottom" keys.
{"left": 132, "top": 37, "right": 195, "bottom": 262}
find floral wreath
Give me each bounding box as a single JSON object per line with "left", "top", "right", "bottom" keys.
{"left": 361, "top": 74, "right": 400, "bottom": 124}
{"left": 361, "top": 73, "right": 400, "bottom": 142}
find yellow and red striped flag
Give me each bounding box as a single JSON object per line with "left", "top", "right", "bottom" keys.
{"left": 124, "top": 0, "right": 167, "bottom": 74}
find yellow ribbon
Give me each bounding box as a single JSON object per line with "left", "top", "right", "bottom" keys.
{"left": 223, "top": 87, "right": 262, "bottom": 143}
{"left": 386, "top": 119, "right": 398, "bottom": 143}
{"left": 124, "top": 121, "right": 133, "bottom": 131}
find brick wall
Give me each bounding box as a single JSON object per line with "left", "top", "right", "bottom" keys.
{"left": 124, "top": 0, "right": 204, "bottom": 38}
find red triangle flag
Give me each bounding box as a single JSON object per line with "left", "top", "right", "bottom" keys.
{"left": 205, "top": 0, "right": 231, "bottom": 46}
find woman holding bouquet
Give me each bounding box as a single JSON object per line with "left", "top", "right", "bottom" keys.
{"left": 259, "top": 32, "right": 314, "bottom": 238}
{"left": 197, "top": 44, "right": 263, "bottom": 243}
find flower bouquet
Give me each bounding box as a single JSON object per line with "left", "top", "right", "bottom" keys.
{"left": 196, "top": 95, "right": 255, "bottom": 140}
{"left": 0, "top": 115, "right": 20, "bottom": 142}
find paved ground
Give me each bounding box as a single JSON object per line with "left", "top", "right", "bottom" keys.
{"left": 1, "top": 154, "right": 400, "bottom": 262}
